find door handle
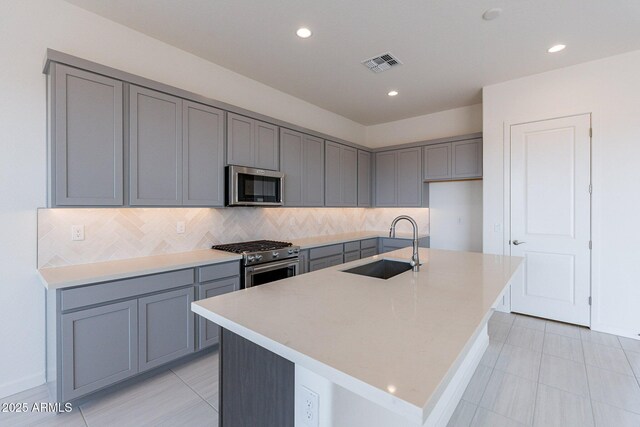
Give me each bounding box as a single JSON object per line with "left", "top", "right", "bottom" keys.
{"left": 512, "top": 240, "right": 526, "bottom": 245}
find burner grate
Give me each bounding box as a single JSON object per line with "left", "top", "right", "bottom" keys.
{"left": 211, "top": 240, "right": 293, "bottom": 254}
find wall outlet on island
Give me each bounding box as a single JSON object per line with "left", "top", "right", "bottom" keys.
{"left": 300, "top": 386, "right": 319, "bottom": 427}
{"left": 71, "top": 225, "right": 84, "bottom": 241}
{"left": 176, "top": 221, "right": 186, "bottom": 234}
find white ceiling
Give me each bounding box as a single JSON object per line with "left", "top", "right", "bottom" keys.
{"left": 65, "top": 0, "right": 640, "bottom": 125}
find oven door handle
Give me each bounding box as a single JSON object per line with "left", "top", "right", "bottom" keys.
{"left": 246, "top": 258, "right": 299, "bottom": 274}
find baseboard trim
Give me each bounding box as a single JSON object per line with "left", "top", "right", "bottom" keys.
{"left": 0, "top": 371, "right": 45, "bottom": 400}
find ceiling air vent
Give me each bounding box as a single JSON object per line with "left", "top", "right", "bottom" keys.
{"left": 361, "top": 52, "right": 402, "bottom": 73}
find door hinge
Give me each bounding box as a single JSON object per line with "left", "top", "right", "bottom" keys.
{"left": 588, "top": 296, "right": 592, "bottom": 306}
{"left": 589, "top": 128, "right": 593, "bottom": 138}
{"left": 589, "top": 184, "right": 592, "bottom": 194}
{"left": 589, "top": 241, "right": 592, "bottom": 250}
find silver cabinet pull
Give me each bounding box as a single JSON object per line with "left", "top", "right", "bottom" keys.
{"left": 512, "top": 240, "right": 526, "bottom": 245}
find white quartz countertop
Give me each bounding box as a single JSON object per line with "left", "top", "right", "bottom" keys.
{"left": 292, "top": 230, "right": 429, "bottom": 249}
{"left": 192, "top": 248, "right": 522, "bottom": 423}
{"left": 38, "top": 249, "right": 241, "bottom": 290}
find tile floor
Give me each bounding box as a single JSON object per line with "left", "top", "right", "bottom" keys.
{"left": 449, "top": 312, "right": 640, "bottom": 427}
{"left": 0, "top": 352, "right": 219, "bottom": 427}
{"left": 2, "top": 313, "right": 640, "bottom": 427}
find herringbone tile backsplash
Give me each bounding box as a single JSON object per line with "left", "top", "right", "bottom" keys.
{"left": 38, "top": 207, "right": 429, "bottom": 268}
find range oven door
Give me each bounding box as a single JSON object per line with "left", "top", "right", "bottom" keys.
{"left": 244, "top": 259, "right": 298, "bottom": 288}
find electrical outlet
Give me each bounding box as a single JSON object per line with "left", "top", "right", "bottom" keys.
{"left": 299, "top": 386, "right": 319, "bottom": 427}
{"left": 176, "top": 221, "right": 186, "bottom": 234}
{"left": 71, "top": 225, "right": 85, "bottom": 241}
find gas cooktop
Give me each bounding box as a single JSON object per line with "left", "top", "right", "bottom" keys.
{"left": 211, "top": 240, "right": 293, "bottom": 254}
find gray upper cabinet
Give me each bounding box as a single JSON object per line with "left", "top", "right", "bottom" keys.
{"left": 182, "top": 101, "right": 225, "bottom": 206}
{"left": 325, "top": 141, "right": 357, "bottom": 207}
{"left": 397, "top": 148, "right": 422, "bottom": 206}
{"left": 375, "top": 148, "right": 422, "bottom": 207}
{"left": 50, "top": 64, "right": 123, "bottom": 206}
{"left": 374, "top": 151, "right": 397, "bottom": 206}
{"left": 227, "top": 112, "right": 279, "bottom": 171}
{"left": 280, "top": 129, "right": 324, "bottom": 206}
{"left": 138, "top": 287, "right": 194, "bottom": 372}
{"left": 357, "top": 150, "right": 372, "bottom": 207}
{"left": 61, "top": 300, "right": 138, "bottom": 400}
{"left": 452, "top": 138, "right": 482, "bottom": 179}
{"left": 129, "top": 86, "right": 183, "bottom": 206}
{"left": 423, "top": 139, "right": 482, "bottom": 181}
{"left": 423, "top": 143, "right": 452, "bottom": 181}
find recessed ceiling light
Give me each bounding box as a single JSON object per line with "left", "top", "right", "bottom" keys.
{"left": 388, "top": 90, "right": 398, "bottom": 97}
{"left": 482, "top": 8, "right": 502, "bottom": 21}
{"left": 296, "top": 27, "right": 312, "bottom": 38}
{"left": 547, "top": 44, "right": 566, "bottom": 53}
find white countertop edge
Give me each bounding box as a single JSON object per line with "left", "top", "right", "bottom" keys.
{"left": 191, "top": 302, "right": 425, "bottom": 424}
{"left": 38, "top": 252, "right": 242, "bottom": 290}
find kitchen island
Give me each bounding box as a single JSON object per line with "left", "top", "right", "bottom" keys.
{"left": 192, "top": 248, "right": 523, "bottom": 427}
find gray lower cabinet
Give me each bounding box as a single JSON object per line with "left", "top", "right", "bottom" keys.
{"left": 380, "top": 237, "right": 430, "bottom": 254}
{"left": 227, "top": 112, "right": 279, "bottom": 171}
{"left": 360, "top": 247, "right": 378, "bottom": 258}
{"left": 423, "top": 139, "right": 483, "bottom": 181}
{"left": 344, "top": 251, "right": 360, "bottom": 263}
{"left": 198, "top": 277, "right": 240, "bottom": 349}
{"left": 309, "top": 254, "right": 343, "bottom": 272}
{"left": 49, "top": 261, "right": 241, "bottom": 403}
{"left": 298, "top": 250, "right": 309, "bottom": 274}
{"left": 138, "top": 287, "right": 195, "bottom": 372}
{"left": 183, "top": 101, "right": 225, "bottom": 206}
{"left": 61, "top": 300, "right": 138, "bottom": 400}
{"left": 357, "top": 150, "right": 372, "bottom": 207}
{"left": 129, "top": 85, "right": 183, "bottom": 205}
{"left": 325, "top": 141, "right": 357, "bottom": 207}
{"left": 375, "top": 148, "right": 422, "bottom": 207}
{"left": 280, "top": 129, "right": 324, "bottom": 206}
{"left": 49, "top": 64, "right": 124, "bottom": 206}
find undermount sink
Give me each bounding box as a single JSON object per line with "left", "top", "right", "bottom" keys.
{"left": 342, "top": 259, "right": 413, "bottom": 280}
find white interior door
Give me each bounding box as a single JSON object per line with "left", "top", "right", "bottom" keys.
{"left": 510, "top": 114, "right": 591, "bottom": 326}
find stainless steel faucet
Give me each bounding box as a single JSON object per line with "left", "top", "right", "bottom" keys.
{"left": 389, "top": 215, "right": 420, "bottom": 272}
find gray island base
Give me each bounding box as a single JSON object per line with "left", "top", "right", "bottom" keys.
{"left": 193, "top": 248, "right": 523, "bottom": 426}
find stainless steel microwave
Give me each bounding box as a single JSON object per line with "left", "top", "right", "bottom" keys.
{"left": 226, "top": 165, "right": 284, "bottom": 206}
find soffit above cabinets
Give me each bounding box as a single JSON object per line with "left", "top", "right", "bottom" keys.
{"left": 65, "top": 0, "right": 640, "bottom": 125}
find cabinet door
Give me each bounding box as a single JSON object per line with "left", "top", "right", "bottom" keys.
{"left": 53, "top": 64, "right": 123, "bottom": 206}
{"left": 280, "top": 129, "right": 304, "bottom": 206}
{"left": 298, "top": 250, "right": 309, "bottom": 274}
{"left": 139, "top": 287, "right": 194, "bottom": 372}
{"left": 357, "top": 150, "right": 371, "bottom": 207}
{"left": 303, "top": 135, "right": 325, "bottom": 206}
{"left": 324, "top": 141, "right": 342, "bottom": 206}
{"left": 183, "top": 101, "right": 225, "bottom": 206}
{"left": 361, "top": 248, "right": 378, "bottom": 258}
{"left": 198, "top": 277, "right": 240, "bottom": 349}
{"left": 62, "top": 300, "right": 138, "bottom": 400}
{"left": 397, "top": 148, "right": 422, "bottom": 206}
{"left": 129, "top": 86, "right": 182, "bottom": 205}
{"left": 341, "top": 145, "right": 358, "bottom": 206}
{"left": 423, "top": 143, "right": 452, "bottom": 181}
{"left": 375, "top": 151, "right": 397, "bottom": 206}
{"left": 255, "top": 120, "right": 279, "bottom": 171}
{"left": 227, "top": 113, "right": 255, "bottom": 167}
{"left": 344, "top": 251, "right": 360, "bottom": 263}
{"left": 309, "top": 258, "right": 329, "bottom": 272}
{"left": 452, "top": 139, "right": 483, "bottom": 179}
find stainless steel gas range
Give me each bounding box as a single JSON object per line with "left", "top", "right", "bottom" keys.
{"left": 211, "top": 240, "right": 300, "bottom": 288}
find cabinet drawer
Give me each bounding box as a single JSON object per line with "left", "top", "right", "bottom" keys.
{"left": 344, "top": 251, "right": 360, "bottom": 263}
{"left": 361, "top": 248, "right": 378, "bottom": 258}
{"left": 360, "top": 238, "right": 378, "bottom": 249}
{"left": 198, "top": 261, "right": 240, "bottom": 283}
{"left": 344, "top": 241, "right": 360, "bottom": 252}
{"left": 309, "top": 254, "right": 343, "bottom": 272}
{"left": 61, "top": 269, "right": 195, "bottom": 311}
{"left": 310, "top": 244, "right": 343, "bottom": 259}
{"left": 380, "top": 238, "right": 413, "bottom": 250}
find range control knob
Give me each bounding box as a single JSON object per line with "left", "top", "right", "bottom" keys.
{"left": 255, "top": 254, "right": 263, "bottom": 261}
{"left": 247, "top": 255, "right": 256, "bottom": 262}
{"left": 288, "top": 249, "right": 294, "bottom": 255}
{"left": 272, "top": 251, "right": 280, "bottom": 258}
